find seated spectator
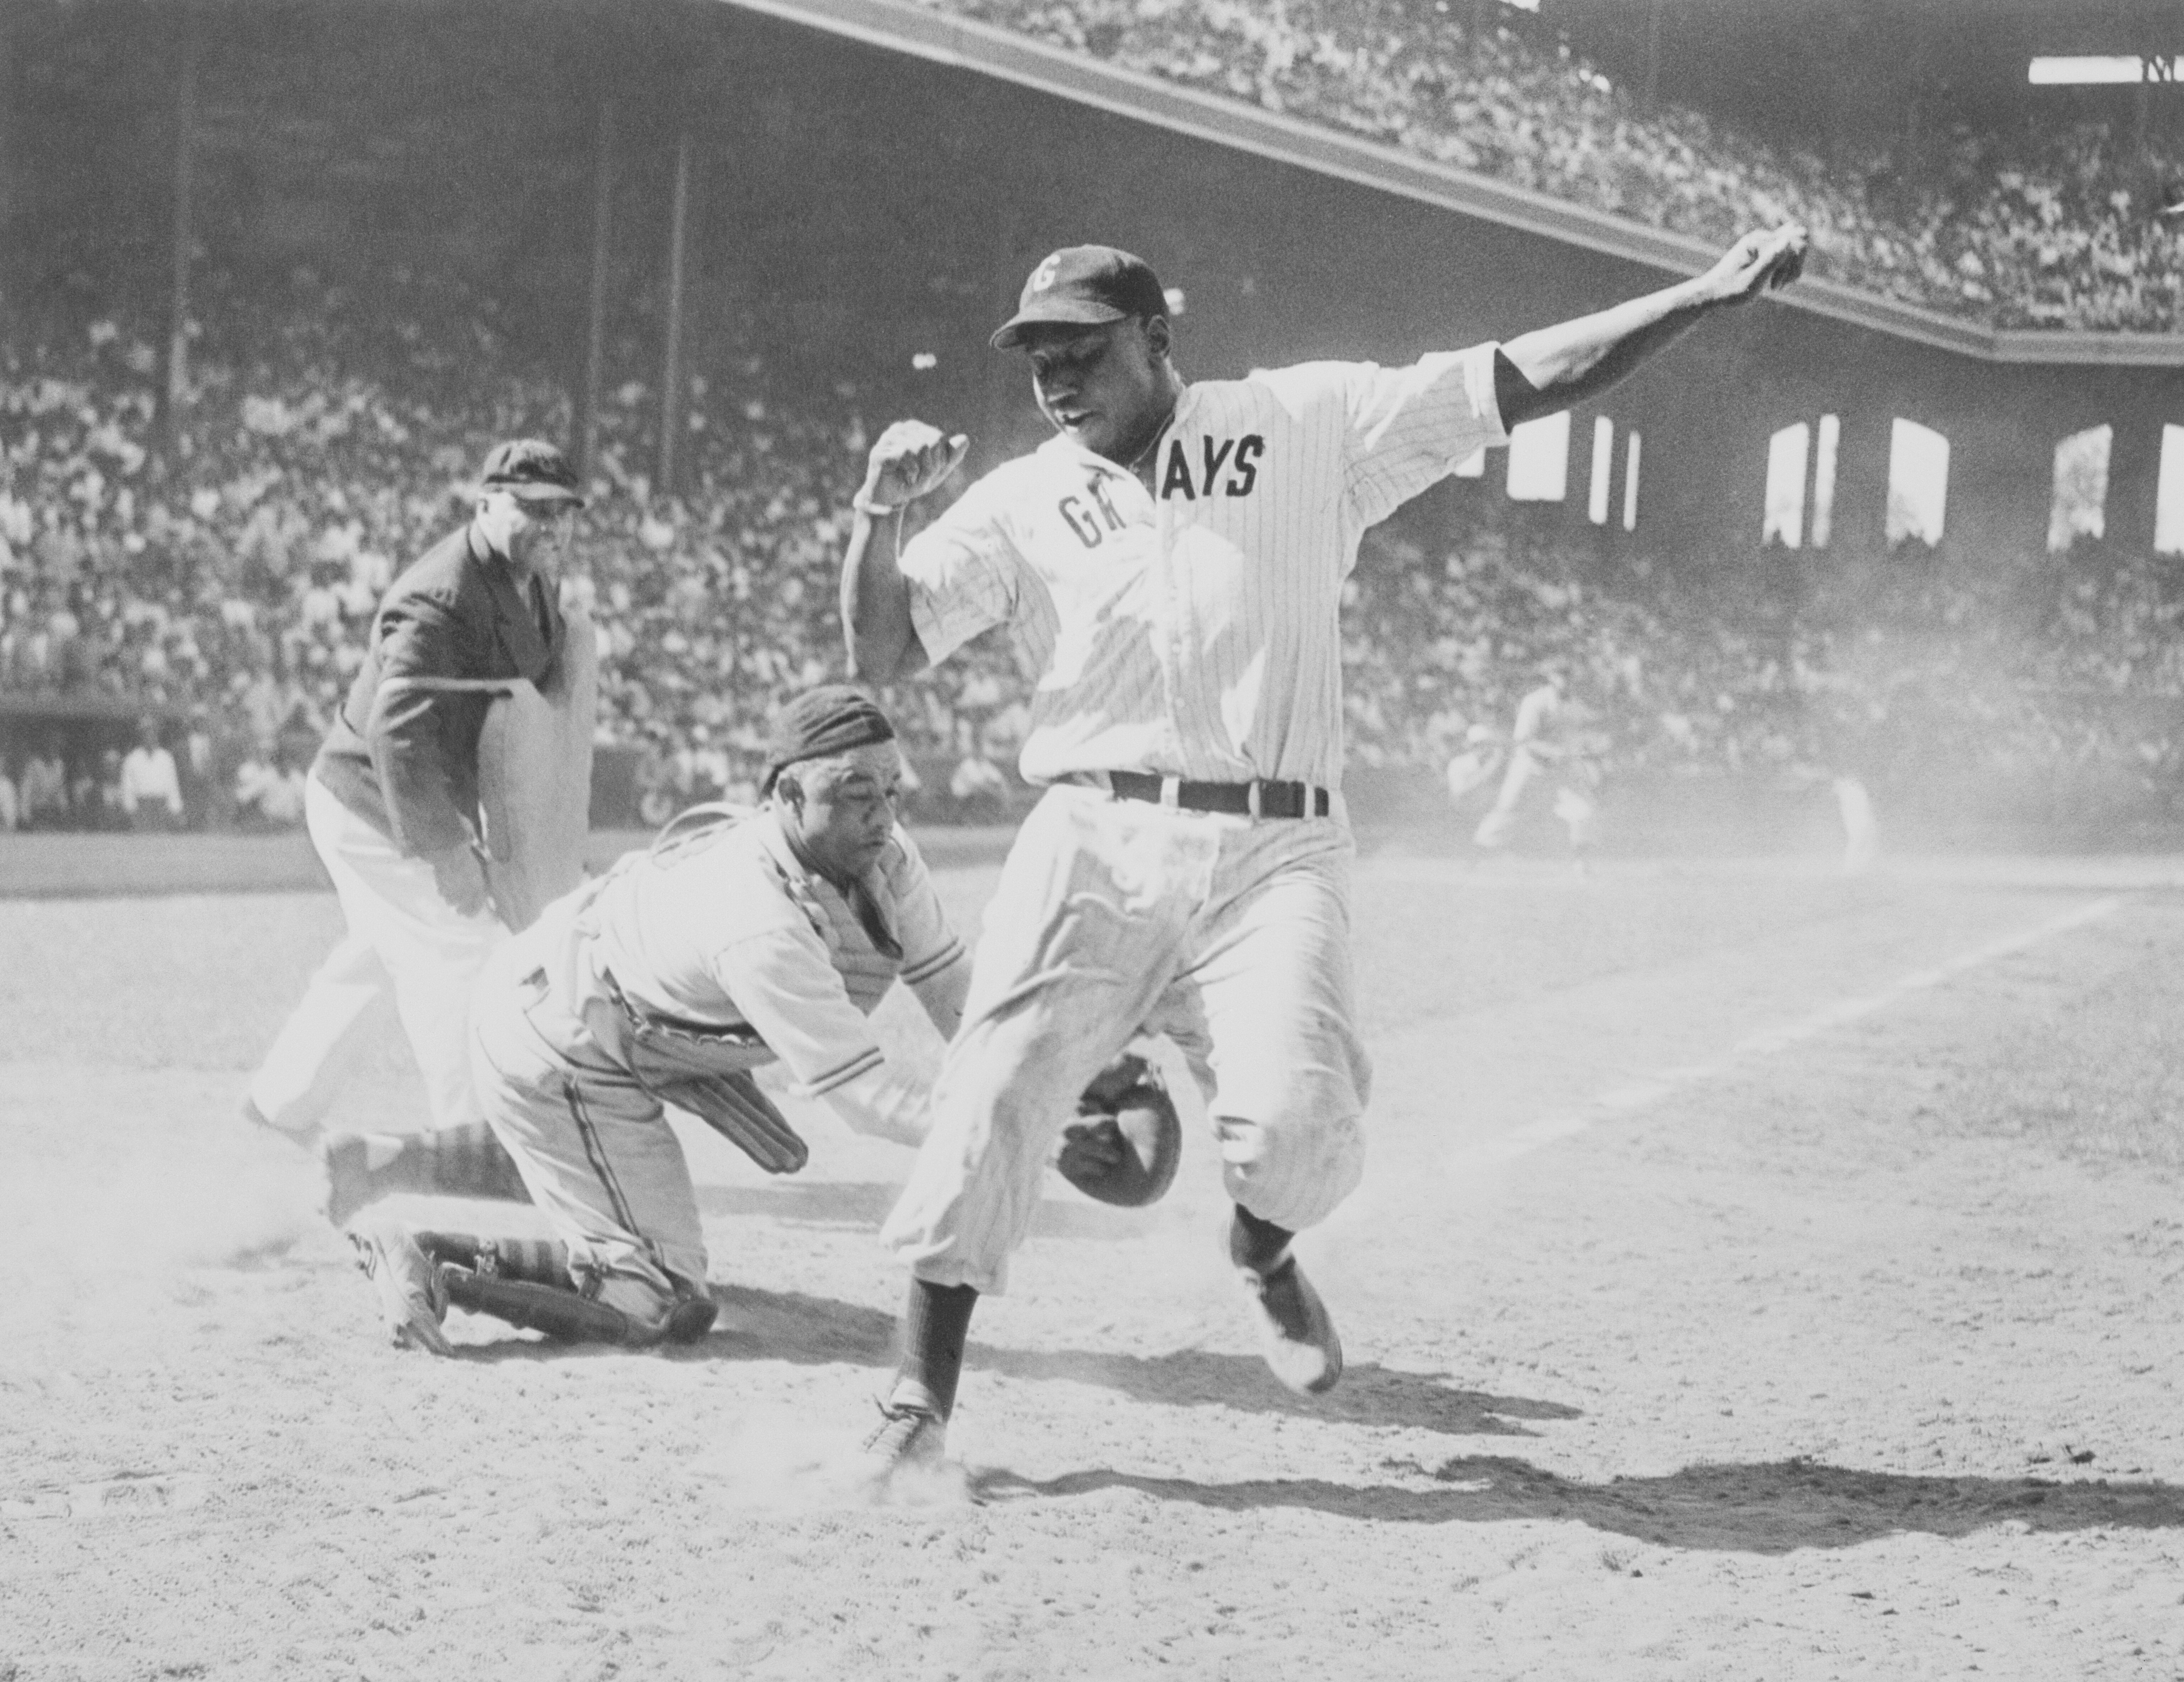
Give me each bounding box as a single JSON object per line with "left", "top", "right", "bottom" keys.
{"left": 0, "top": 757, "right": 18, "bottom": 833}
{"left": 83, "top": 751, "right": 122, "bottom": 830}
{"left": 119, "top": 718, "right": 184, "bottom": 831}
{"left": 236, "top": 746, "right": 308, "bottom": 830}
{"left": 20, "top": 742, "right": 69, "bottom": 830}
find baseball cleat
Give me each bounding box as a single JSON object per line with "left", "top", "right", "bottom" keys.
{"left": 350, "top": 1220, "right": 453, "bottom": 1356}
{"left": 663, "top": 1294, "right": 721, "bottom": 1344}
{"left": 319, "top": 1132, "right": 380, "bottom": 1229}
{"left": 858, "top": 1398, "right": 949, "bottom": 1479}
{"left": 1240, "top": 1256, "right": 1343, "bottom": 1396}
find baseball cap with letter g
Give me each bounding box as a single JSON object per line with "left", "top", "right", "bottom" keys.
{"left": 478, "top": 438, "right": 587, "bottom": 507}
{"left": 990, "top": 245, "right": 1170, "bottom": 350}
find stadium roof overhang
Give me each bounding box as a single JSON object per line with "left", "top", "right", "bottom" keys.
{"left": 721, "top": 0, "right": 2184, "bottom": 369}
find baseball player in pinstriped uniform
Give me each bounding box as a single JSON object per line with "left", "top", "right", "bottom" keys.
{"left": 347, "top": 687, "right": 974, "bottom": 1353}
{"left": 841, "top": 227, "right": 1807, "bottom": 1476}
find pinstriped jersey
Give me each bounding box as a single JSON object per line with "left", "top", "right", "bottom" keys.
{"left": 900, "top": 345, "right": 1507, "bottom": 788}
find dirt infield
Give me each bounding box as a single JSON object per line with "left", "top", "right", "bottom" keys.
{"left": 3, "top": 853, "right": 2182, "bottom": 1680}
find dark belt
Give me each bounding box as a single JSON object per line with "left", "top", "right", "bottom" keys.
{"left": 1104, "top": 770, "right": 1332, "bottom": 819}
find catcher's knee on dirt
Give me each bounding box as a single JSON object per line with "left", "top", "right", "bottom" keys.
{"left": 1216, "top": 1107, "right": 1364, "bottom": 1233}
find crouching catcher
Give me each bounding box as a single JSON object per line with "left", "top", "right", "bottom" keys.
{"left": 349, "top": 686, "right": 972, "bottom": 1353}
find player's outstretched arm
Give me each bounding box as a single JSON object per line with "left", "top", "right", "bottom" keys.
{"left": 1495, "top": 224, "right": 1806, "bottom": 428}
{"left": 840, "top": 420, "right": 968, "bottom": 685}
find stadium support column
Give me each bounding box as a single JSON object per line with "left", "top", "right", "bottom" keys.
{"left": 575, "top": 102, "right": 617, "bottom": 486}
{"left": 0, "top": 10, "right": 15, "bottom": 299}
{"left": 165, "top": 7, "right": 202, "bottom": 450}
{"left": 657, "top": 129, "right": 696, "bottom": 499}
{"left": 1640, "top": 0, "right": 1664, "bottom": 110}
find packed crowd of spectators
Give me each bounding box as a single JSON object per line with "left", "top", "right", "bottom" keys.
{"left": 5, "top": 263, "right": 2184, "bottom": 840}
{"left": 1341, "top": 523, "right": 2184, "bottom": 820}
{"left": 0, "top": 266, "right": 1033, "bottom": 828}
{"left": 915, "top": 0, "right": 2184, "bottom": 332}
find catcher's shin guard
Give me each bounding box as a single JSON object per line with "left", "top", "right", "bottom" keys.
{"left": 438, "top": 1261, "right": 718, "bottom": 1347}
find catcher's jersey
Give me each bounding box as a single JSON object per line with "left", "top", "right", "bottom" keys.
{"left": 900, "top": 345, "right": 1507, "bottom": 788}
{"left": 572, "top": 807, "right": 967, "bottom": 1106}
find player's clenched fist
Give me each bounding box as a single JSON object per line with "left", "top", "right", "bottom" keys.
{"left": 859, "top": 421, "right": 969, "bottom": 515}
{"left": 1700, "top": 224, "right": 1807, "bottom": 306}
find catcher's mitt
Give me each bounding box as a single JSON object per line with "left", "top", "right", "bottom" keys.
{"left": 1055, "top": 1052, "right": 1181, "bottom": 1208}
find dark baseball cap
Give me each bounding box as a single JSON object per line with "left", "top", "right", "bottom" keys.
{"left": 991, "top": 245, "right": 1170, "bottom": 351}
{"left": 762, "top": 684, "right": 897, "bottom": 793}
{"left": 478, "top": 439, "right": 586, "bottom": 506}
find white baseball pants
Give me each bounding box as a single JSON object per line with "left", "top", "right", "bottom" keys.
{"left": 467, "top": 947, "right": 708, "bottom": 1305}
{"left": 882, "top": 784, "right": 1370, "bottom": 1294}
{"left": 247, "top": 775, "right": 504, "bottom": 1136}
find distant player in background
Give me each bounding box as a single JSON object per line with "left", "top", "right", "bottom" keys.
{"left": 243, "top": 440, "right": 587, "bottom": 1178}
{"left": 840, "top": 222, "right": 1807, "bottom": 1481}
{"left": 1472, "top": 665, "right": 1605, "bottom": 867}
{"left": 1443, "top": 720, "right": 1507, "bottom": 821}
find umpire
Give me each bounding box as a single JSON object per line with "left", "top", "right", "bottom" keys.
{"left": 245, "top": 439, "right": 586, "bottom": 1150}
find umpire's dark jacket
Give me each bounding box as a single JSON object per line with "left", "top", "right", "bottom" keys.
{"left": 313, "top": 524, "right": 564, "bottom": 857}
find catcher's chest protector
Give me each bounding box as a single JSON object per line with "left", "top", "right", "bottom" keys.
{"left": 780, "top": 868, "right": 904, "bottom": 1017}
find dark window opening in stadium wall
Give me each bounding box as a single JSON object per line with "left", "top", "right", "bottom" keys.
{"left": 1764, "top": 423, "right": 1811, "bottom": 549}
{"left": 1587, "top": 417, "right": 1614, "bottom": 526}
{"left": 2159, "top": 426, "right": 2184, "bottom": 556}
{"left": 1887, "top": 420, "right": 1952, "bottom": 549}
{"left": 1506, "top": 412, "right": 1570, "bottom": 503}
{"left": 1811, "top": 415, "right": 1840, "bottom": 549}
{"left": 2048, "top": 425, "right": 2113, "bottom": 554}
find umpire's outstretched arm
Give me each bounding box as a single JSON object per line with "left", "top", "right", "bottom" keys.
{"left": 1493, "top": 224, "right": 1806, "bottom": 426}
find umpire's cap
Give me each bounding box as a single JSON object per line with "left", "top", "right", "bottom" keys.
{"left": 478, "top": 439, "right": 587, "bottom": 507}
{"left": 991, "top": 245, "right": 1169, "bottom": 350}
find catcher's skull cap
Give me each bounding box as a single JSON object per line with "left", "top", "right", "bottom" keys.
{"left": 992, "top": 245, "right": 1169, "bottom": 350}
{"left": 763, "top": 684, "right": 897, "bottom": 793}
{"left": 478, "top": 438, "right": 586, "bottom": 507}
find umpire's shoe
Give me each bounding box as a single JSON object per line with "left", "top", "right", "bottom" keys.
{"left": 1240, "top": 1255, "right": 1343, "bottom": 1396}
{"left": 350, "top": 1218, "right": 453, "bottom": 1356}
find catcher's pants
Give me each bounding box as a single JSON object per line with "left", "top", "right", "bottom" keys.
{"left": 247, "top": 775, "right": 503, "bottom": 1136}
{"left": 467, "top": 939, "right": 707, "bottom": 1303}
{"left": 882, "top": 783, "right": 1370, "bottom": 1295}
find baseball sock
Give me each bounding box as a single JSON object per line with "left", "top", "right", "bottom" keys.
{"left": 893, "top": 1279, "right": 977, "bottom": 1421}
{"left": 417, "top": 1232, "right": 574, "bottom": 1288}
{"left": 1229, "top": 1204, "right": 1294, "bottom": 1277}
{"left": 358, "top": 1123, "right": 530, "bottom": 1203}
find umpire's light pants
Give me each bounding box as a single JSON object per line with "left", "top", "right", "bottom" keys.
{"left": 882, "top": 784, "right": 1371, "bottom": 1295}
{"left": 247, "top": 775, "right": 504, "bottom": 1136}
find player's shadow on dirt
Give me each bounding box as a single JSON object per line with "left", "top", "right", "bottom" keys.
{"left": 690, "top": 1285, "right": 1577, "bottom": 1438}
{"left": 445, "top": 1280, "right": 1576, "bottom": 1438}
{"left": 978, "top": 1454, "right": 2184, "bottom": 1552}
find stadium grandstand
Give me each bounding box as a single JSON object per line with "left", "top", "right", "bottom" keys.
{"left": 0, "top": 0, "right": 2180, "bottom": 844}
